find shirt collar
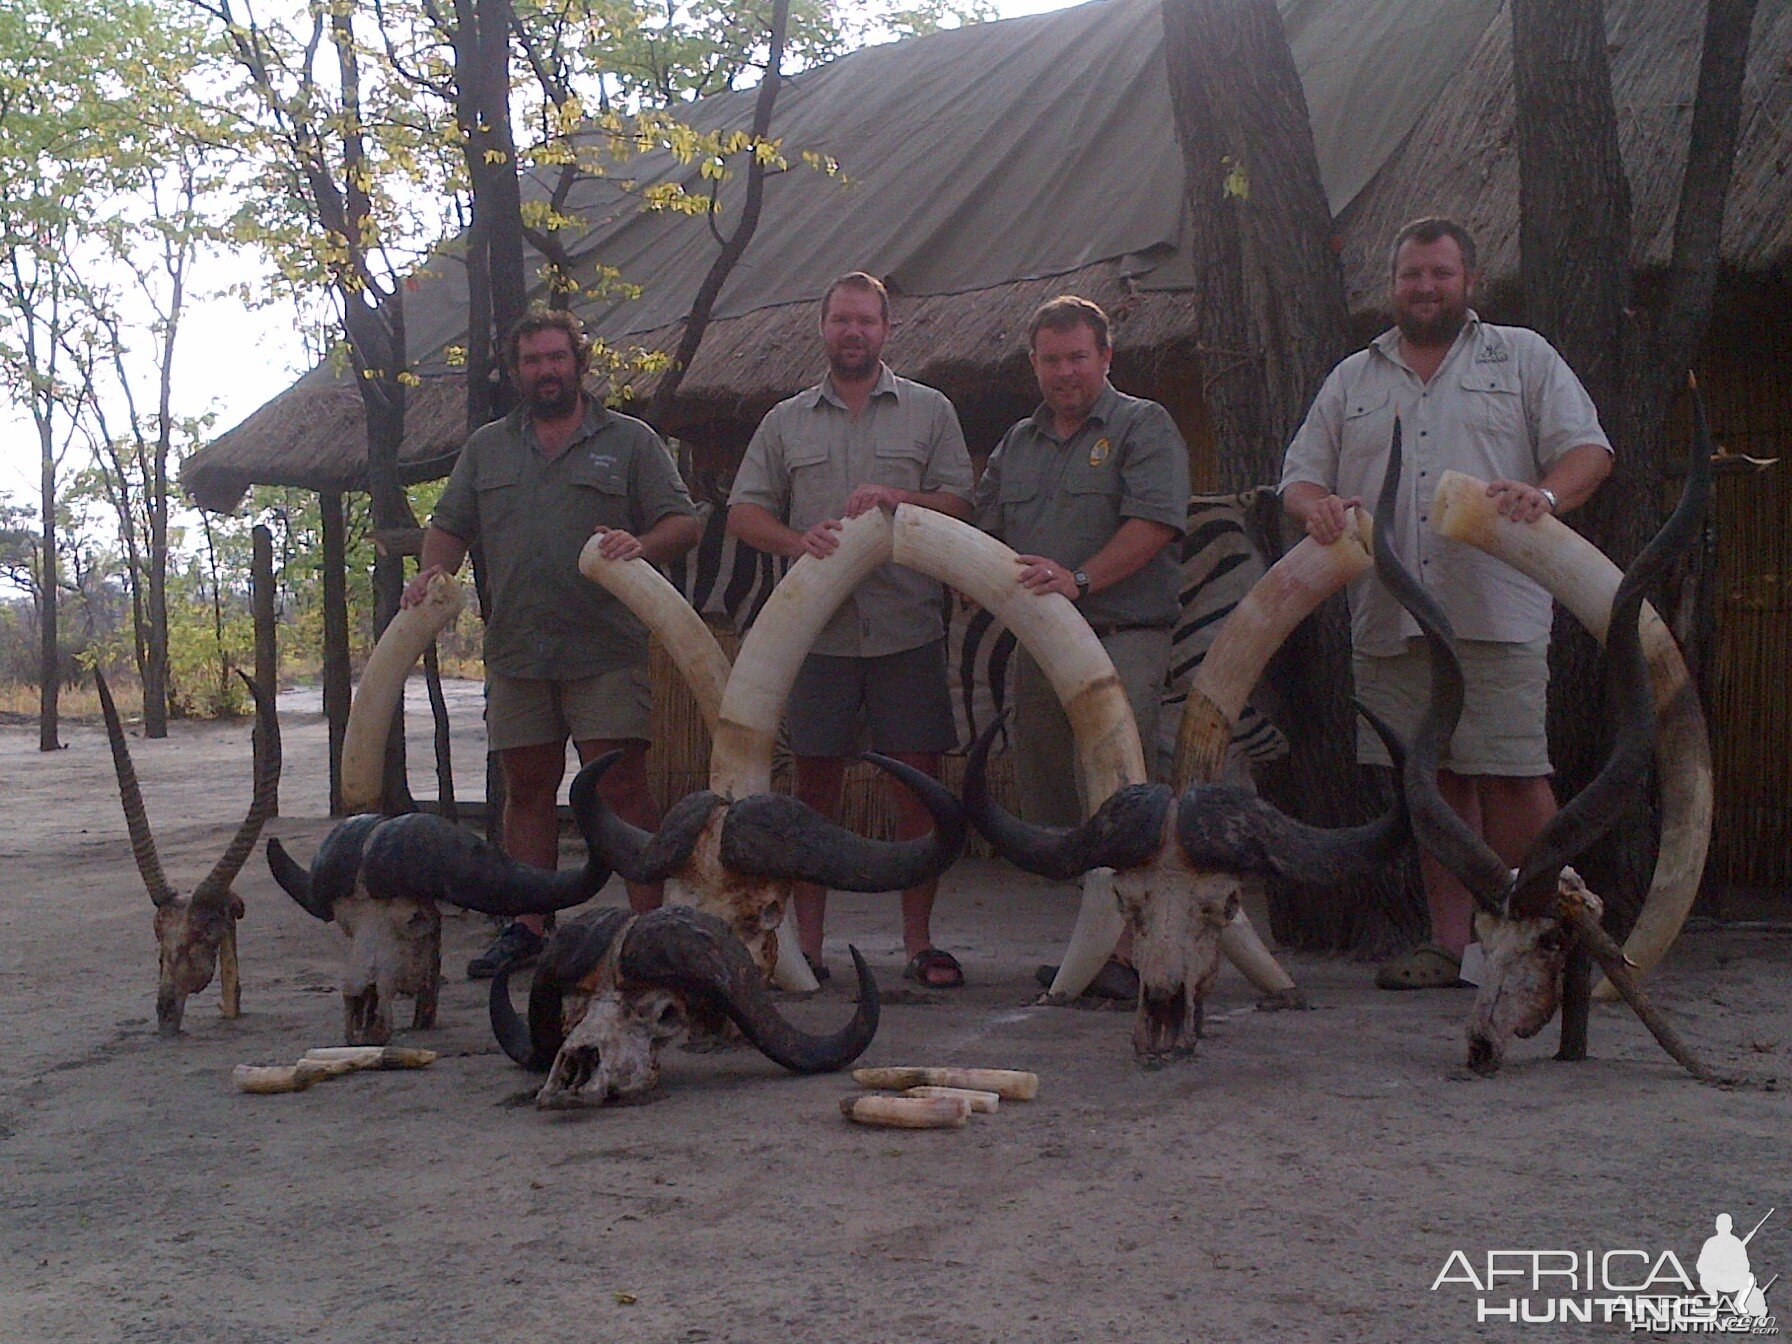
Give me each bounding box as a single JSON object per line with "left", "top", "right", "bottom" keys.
{"left": 807, "top": 362, "right": 899, "bottom": 410}
{"left": 1372, "top": 309, "right": 1483, "bottom": 373}
{"left": 1029, "top": 380, "right": 1120, "bottom": 439}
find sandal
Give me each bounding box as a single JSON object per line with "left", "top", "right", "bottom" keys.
{"left": 902, "top": 948, "right": 965, "bottom": 989}
{"left": 1375, "top": 943, "right": 1468, "bottom": 991}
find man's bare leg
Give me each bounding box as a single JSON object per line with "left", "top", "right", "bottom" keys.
{"left": 792, "top": 755, "right": 847, "bottom": 960}
{"left": 1478, "top": 774, "right": 1559, "bottom": 869}
{"left": 572, "top": 738, "right": 663, "bottom": 914}
{"left": 887, "top": 750, "right": 944, "bottom": 960}
{"left": 500, "top": 741, "right": 568, "bottom": 939}
{"left": 1423, "top": 770, "right": 1484, "bottom": 958}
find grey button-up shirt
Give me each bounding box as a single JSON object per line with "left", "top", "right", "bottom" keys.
{"left": 975, "top": 383, "right": 1189, "bottom": 630}
{"left": 729, "top": 364, "right": 974, "bottom": 657}
{"left": 1281, "top": 314, "right": 1612, "bottom": 655}
{"left": 433, "top": 400, "right": 696, "bottom": 679}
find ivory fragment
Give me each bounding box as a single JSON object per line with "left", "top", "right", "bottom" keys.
{"left": 303, "top": 1046, "right": 437, "bottom": 1070}
{"left": 853, "top": 1066, "right": 1039, "bottom": 1100}
{"left": 232, "top": 1061, "right": 339, "bottom": 1094}
{"left": 839, "top": 1094, "right": 970, "bottom": 1128}
{"left": 903, "top": 1085, "right": 1000, "bottom": 1114}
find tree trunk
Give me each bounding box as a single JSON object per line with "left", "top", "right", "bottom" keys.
{"left": 1162, "top": 0, "right": 1412, "bottom": 950}
{"left": 251, "top": 523, "right": 279, "bottom": 816}
{"left": 37, "top": 409, "right": 59, "bottom": 753}
{"left": 320, "top": 490, "right": 352, "bottom": 816}
{"left": 1513, "top": 0, "right": 1758, "bottom": 924}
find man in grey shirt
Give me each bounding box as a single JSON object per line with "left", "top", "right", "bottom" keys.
{"left": 405, "top": 309, "right": 701, "bottom": 977}
{"left": 1281, "top": 217, "right": 1613, "bottom": 991}
{"left": 976, "top": 295, "right": 1190, "bottom": 1000}
{"left": 728, "top": 272, "right": 976, "bottom": 988}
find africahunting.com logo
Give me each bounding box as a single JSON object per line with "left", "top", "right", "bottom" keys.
{"left": 1431, "top": 1210, "right": 1778, "bottom": 1333}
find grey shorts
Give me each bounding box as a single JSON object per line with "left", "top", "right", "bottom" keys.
{"left": 786, "top": 639, "right": 956, "bottom": 758}
{"left": 1353, "top": 636, "right": 1552, "bottom": 777}
{"left": 485, "top": 667, "right": 652, "bottom": 752}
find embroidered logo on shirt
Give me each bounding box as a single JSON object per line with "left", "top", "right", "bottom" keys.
{"left": 1475, "top": 346, "right": 1510, "bottom": 363}
{"left": 588, "top": 451, "right": 617, "bottom": 468}
{"left": 1088, "top": 437, "right": 1112, "bottom": 467}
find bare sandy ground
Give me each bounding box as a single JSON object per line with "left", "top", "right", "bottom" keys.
{"left": 1, "top": 686, "right": 1788, "bottom": 1344}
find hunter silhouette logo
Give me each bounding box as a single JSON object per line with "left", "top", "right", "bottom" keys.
{"left": 1430, "top": 1208, "right": 1779, "bottom": 1332}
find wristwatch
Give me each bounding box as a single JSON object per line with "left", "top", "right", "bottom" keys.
{"left": 1538, "top": 487, "right": 1560, "bottom": 515}
{"left": 1073, "top": 570, "right": 1091, "bottom": 600}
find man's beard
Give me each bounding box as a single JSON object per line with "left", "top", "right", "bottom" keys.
{"left": 526, "top": 377, "right": 580, "bottom": 417}
{"left": 828, "top": 348, "right": 877, "bottom": 381}
{"left": 1396, "top": 301, "right": 1468, "bottom": 348}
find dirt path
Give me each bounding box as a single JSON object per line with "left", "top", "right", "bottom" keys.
{"left": 1, "top": 690, "right": 1786, "bottom": 1343}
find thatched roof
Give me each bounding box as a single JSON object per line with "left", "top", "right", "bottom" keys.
{"left": 184, "top": 0, "right": 1792, "bottom": 512}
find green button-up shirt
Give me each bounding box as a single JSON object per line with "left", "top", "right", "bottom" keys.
{"left": 976, "top": 383, "right": 1189, "bottom": 630}
{"left": 729, "top": 364, "right": 974, "bottom": 657}
{"left": 432, "top": 399, "right": 696, "bottom": 680}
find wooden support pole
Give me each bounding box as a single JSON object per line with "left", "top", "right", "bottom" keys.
{"left": 1556, "top": 942, "right": 1591, "bottom": 1062}
{"left": 320, "top": 491, "right": 353, "bottom": 816}
{"left": 423, "top": 639, "right": 456, "bottom": 824}
{"left": 251, "top": 523, "right": 279, "bottom": 817}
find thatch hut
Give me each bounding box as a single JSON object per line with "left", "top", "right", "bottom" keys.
{"left": 183, "top": 0, "right": 1792, "bottom": 886}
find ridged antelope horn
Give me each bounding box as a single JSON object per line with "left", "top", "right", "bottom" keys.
{"left": 192, "top": 671, "right": 282, "bottom": 909}
{"left": 95, "top": 667, "right": 177, "bottom": 908}
{"left": 712, "top": 507, "right": 896, "bottom": 991}
{"left": 578, "top": 536, "right": 732, "bottom": 729}
{"left": 341, "top": 574, "right": 465, "bottom": 812}
{"left": 1430, "top": 437, "right": 1714, "bottom": 996}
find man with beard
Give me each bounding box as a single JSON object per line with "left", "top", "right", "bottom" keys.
{"left": 1280, "top": 217, "right": 1614, "bottom": 991}
{"left": 975, "top": 295, "right": 1190, "bottom": 1002}
{"left": 727, "top": 271, "right": 974, "bottom": 987}
{"left": 406, "top": 309, "right": 702, "bottom": 977}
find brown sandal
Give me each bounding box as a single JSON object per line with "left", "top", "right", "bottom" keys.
{"left": 902, "top": 948, "right": 964, "bottom": 989}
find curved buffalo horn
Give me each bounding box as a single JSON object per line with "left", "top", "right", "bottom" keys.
{"left": 1371, "top": 421, "right": 1513, "bottom": 913}
{"left": 491, "top": 907, "right": 635, "bottom": 1071}
{"left": 95, "top": 667, "right": 177, "bottom": 908}
{"left": 719, "top": 753, "right": 967, "bottom": 893}
{"left": 1508, "top": 383, "right": 1713, "bottom": 912}
{"left": 568, "top": 750, "right": 725, "bottom": 884}
{"left": 192, "top": 671, "right": 282, "bottom": 910}
{"left": 1173, "top": 702, "right": 1409, "bottom": 883}
{"left": 617, "top": 905, "right": 878, "bottom": 1074}
{"left": 266, "top": 812, "right": 385, "bottom": 922}
{"left": 961, "top": 719, "right": 1170, "bottom": 881}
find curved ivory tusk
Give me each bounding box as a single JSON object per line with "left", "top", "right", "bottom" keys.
{"left": 578, "top": 537, "right": 732, "bottom": 731}
{"left": 1175, "top": 514, "right": 1374, "bottom": 786}
{"left": 890, "top": 505, "right": 1140, "bottom": 997}
{"left": 1430, "top": 470, "right": 1713, "bottom": 997}
{"left": 342, "top": 574, "right": 465, "bottom": 812}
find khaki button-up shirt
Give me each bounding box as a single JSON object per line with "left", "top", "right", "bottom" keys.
{"left": 1280, "top": 314, "right": 1612, "bottom": 655}
{"left": 975, "top": 383, "right": 1189, "bottom": 630}
{"left": 433, "top": 400, "right": 696, "bottom": 679}
{"left": 729, "top": 365, "right": 974, "bottom": 657}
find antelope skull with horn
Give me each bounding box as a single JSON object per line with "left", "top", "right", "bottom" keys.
{"left": 96, "top": 667, "right": 279, "bottom": 1035}
{"left": 1373, "top": 407, "right": 1714, "bottom": 1079}
{"left": 284, "top": 573, "right": 614, "bottom": 1044}
{"left": 490, "top": 903, "right": 880, "bottom": 1108}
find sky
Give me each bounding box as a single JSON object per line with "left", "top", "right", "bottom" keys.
{"left": 0, "top": 0, "right": 1088, "bottom": 524}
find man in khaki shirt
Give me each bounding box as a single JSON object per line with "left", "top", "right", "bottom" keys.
{"left": 405, "top": 309, "right": 701, "bottom": 977}
{"left": 728, "top": 272, "right": 975, "bottom": 987}
{"left": 1281, "top": 217, "right": 1613, "bottom": 991}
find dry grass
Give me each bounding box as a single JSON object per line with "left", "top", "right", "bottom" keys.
{"left": 0, "top": 681, "right": 132, "bottom": 721}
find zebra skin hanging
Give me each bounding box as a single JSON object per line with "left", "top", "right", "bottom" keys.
{"left": 666, "top": 493, "right": 1291, "bottom": 780}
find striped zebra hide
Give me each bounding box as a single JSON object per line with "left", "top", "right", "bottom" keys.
{"left": 668, "top": 492, "right": 1291, "bottom": 782}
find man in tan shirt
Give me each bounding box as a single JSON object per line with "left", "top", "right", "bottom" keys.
{"left": 1281, "top": 217, "right": 1613, "bottom": 990}
{"left": 728, "top": 272, "right": 975, "bottom": 987}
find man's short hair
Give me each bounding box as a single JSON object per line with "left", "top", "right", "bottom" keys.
{"left": 1027, "top": 295, "right": 1110, "bottom": 352}
{"left": 820, "top": 271, "right": 890, "bottom": 323}
{"left": 506, "top": 308, "right": 592, "bottom": 371}
{"left": 1390, "top": 217, "right": 1479, "bottom": 277}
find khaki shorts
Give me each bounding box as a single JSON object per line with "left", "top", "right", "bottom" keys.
{"left": 1353, "top": 636, "right": 1552, "bottom": 777}
{"left": 485, "top": 667, "right": 652, "bottom": 752}
{"left": 787, "top": 639, "right": 956, "bottom": 757}
{"left": 1012, "top": 626, "right": 1171, "bottom": 827}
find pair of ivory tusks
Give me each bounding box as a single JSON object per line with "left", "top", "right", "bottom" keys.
{"left": 853, "top": 1065, "right": 1039, "bottom": 1100}
{"left": 233, "top": 1046, "right": 437, "bottom": 1094}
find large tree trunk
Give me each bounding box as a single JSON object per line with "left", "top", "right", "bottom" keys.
{"left": 320, "top": 490, "right": 353, "bottom": 815}
{"left": 1162, "top": 0, "right": 1412, "bottom": 950}
{"left": 37, "top": 409, "right": 58, "bottom": 753}
{"left": 1513, "top": 0, "right": 1758, "bottom": 923}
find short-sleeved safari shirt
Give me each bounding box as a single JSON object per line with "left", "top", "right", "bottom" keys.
{"left": 728, "top": 364, "right": 974, "bottom": 658}
{"left": 432, "top": 399, "right": 696, "bottom": 680}
{"left": 975, "top": 383, "right": 1189, "bottom": 631}
{"left": 1280, "top": 314, "right": 1613, "bottom": 655}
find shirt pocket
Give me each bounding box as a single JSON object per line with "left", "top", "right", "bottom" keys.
{"left": 1340, "top": 388, "right": 1394, "bottom": 464}
{"left": 1058, "top": 462, "right": 1123, "bottom": 559}
{"left": 473, "top": 456, "right": 523, "bottom": 531}
{"left": 564, "top": 456, "right": 634, "bottom": 532}
{"left": 1459, "top": 369, "right": 1526, "bottom": 450}
{"left": 872, "top": 437, "right": 929, "bottom": 490}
